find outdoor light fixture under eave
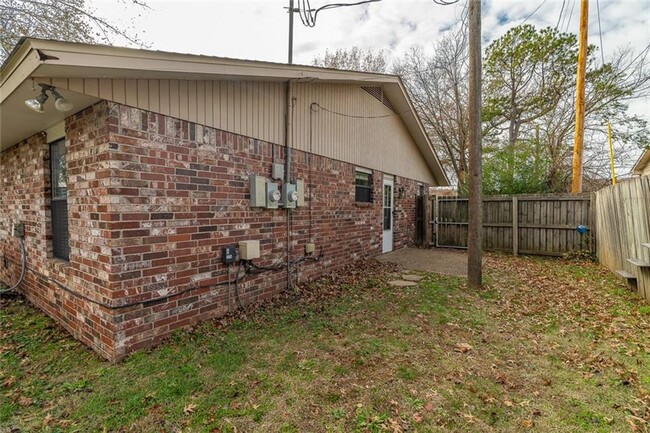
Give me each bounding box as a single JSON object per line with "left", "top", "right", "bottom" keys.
{"left": 24, "top": 89, "right": 48, "bottom": 113}
{"left": 25, "top": 84, "right": 73, "bottom": 113}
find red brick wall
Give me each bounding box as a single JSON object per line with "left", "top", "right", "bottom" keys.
{"left": 0, "top": 104, "right": 117, "bottom": 360}
{"left": 1, "top": 101, "right": 427, "bottom": 361}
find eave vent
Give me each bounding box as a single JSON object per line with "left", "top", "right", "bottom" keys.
{"left": 362, "top": 86, "right": 398, "bottom": 114}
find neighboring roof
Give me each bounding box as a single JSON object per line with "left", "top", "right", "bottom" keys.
{"left": 0, "top": 38, "right": 448, "bottom": 185}
{"left": 632, "top": 148, "right": 650, "bottom": 176}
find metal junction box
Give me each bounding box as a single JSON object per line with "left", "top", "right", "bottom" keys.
{"left": 249, "top": 175, "right": 266, "bottom": 207}
{"left": 239, "top": 240, "right": 260, "bottom": 260}
{"left": 12, "top": 222, "right": 25, "bottom": 238}
{"left": 295, "top": 180, "right": 305, "bottom": 207}
{"left": 271, "top": 163, "right": 284, "bottom": 180}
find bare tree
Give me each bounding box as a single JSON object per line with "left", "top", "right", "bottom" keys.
{"left": 393, "top": 27, "right": 469, "bottom": 190}
{"left": 0, "top": 0, "right": 149, "bottom": 62}
{"left": 534, "top": 44, "right": 650, "bottom": 190}
{"left": 310, "top": 26, "right": 649, "bottom": 194}
{"left": 312, "top": 46, "right": 389, "bottom": 73}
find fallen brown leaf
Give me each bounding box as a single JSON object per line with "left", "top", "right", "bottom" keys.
{"left": 455, "top": 342, "right": 473, "bottom": 353}
{"left": 521, "top": 419, "right": 534, "bottom": 428}
{"left": 183, "top": 403, "right": 196, "bottom": 415}
{"left": 18, "top": 396, "right": 32, "bottom": 407}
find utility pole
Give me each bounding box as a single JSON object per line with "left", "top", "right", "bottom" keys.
{"left": 467, "top": 0, "right": 482, "bottom": 289}
{"left": 571, "top": 0, "right": 588, "bottom": 193}
{"left": 607, "top": 122, "right": 616, "bottom": 185}
{"left": 288, "top": 0, "right": 294, "bottom": 64}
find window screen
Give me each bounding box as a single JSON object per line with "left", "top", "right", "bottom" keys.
{"left": 355, "top": 170, "right": 372, "bottom": 203}
{"left": 51, "top": 139, "right": 69, "bottom": 261}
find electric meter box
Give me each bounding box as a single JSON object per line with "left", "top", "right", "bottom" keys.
{"left": 221, "top": 245, "right": 237, "bottom": 264}
{"left": 296, "top": 180, "right": 305, "bottom": 207}
{"left": 282, "top": 183, "right": 298, "bottom": 209}
{"left": 239, "top": 240, "right": 260, "bottom": 260}
{"left": 249, "top": 175, "right": 266, "bottom": 207}
{"left": 266, "top": 182, "right": 281, "bottom": 209}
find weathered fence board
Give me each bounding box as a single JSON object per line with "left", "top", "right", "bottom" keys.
{"left": 594, "top": 176, "right": 650, "bottom": 301}
{"left": 429, "top": 193, "right": 593, "bottom": 256}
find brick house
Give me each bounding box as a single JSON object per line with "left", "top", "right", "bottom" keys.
{"left": 0, "top": 38, "right": 448, "bottom": 361}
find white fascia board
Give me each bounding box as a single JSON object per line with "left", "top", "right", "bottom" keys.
{"left": 26, "top": 39, "right": 397, "bottom": 84}
{"left": 0, "top": 49, "right": 42, "bottom": 104}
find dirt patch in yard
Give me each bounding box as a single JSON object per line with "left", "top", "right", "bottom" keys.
{"left": 376, "top": 247, "right": 468, "bottom": 276}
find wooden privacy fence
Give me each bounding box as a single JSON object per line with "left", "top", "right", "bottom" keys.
{"left": 594, "top": 176, "right": 650, "bottom": 301}
{"left": 425, "top": 193, "right": 594, "bottom": 256}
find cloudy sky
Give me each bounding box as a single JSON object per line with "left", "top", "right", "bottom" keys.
{"left": 92, "top": 0, "right": 649, "bottom": 66}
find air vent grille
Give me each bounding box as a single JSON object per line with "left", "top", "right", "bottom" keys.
{"left": 362, "top": 86, "right": 398, "bottom": 114}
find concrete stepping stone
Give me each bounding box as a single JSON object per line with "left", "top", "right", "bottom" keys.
{"left": 388, "top": 280, "right": 418, "bottom": 287}
{"left": 402, "top": 274, "right": 424, "bottom": 282}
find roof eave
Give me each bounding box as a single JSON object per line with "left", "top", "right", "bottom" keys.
{"left": 2, "top": 38, "right": 449, "bottom": 185}
{"left": 0, "top": 39, "right": 43, "bottom": 104}
{"left": 20, "top": 38, "right": 399, "bottom": 83}
{"left": 632, "top": 148, "right": 650, "bottom": 175}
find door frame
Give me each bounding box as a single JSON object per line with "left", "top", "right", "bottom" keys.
{"left": 382, "top": 175, "right": 394, "bottom": 253}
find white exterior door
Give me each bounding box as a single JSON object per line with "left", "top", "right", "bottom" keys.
{"left": 382, "top": 176, "right": 394, "bottom": 253}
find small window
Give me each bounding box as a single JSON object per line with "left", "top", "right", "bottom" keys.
{"left": 50, "top": 139, "right": 69, "bottom": 261}
{"left": 355, "top": 169, "right": 373, "bottom": 203}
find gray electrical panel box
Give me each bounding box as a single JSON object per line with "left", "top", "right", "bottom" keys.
{"left": 12, "top": 222, "right": 25, "bottom": 238}
{"left": 296, "top": 180, "right": 305, "bottom": 207}
{"left": 271, "top": 163, "right": 284, "bottom": 180}
{"left": 250, "top": 175, "right": 266, "bottom": 207}
{"left": 266, "top": 182, "right": 281, "bottom": 209}
{"left": 282, "top": 183, "right": 298, "bottom": 209}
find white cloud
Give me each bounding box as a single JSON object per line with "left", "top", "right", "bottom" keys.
{"left": 90, "top": 1, "right": 649, "bottom": 64}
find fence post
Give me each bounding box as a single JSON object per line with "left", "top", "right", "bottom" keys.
{"left": 512, "top": 196, "right": 519, "bottom": 256}
{"left": 434, "top": 195, "right": 439, "bottom": 247}
{"left": 589, "top": 192, "right": 596, "bottom": 255}
{"left": 424, "top": 195, "right": 432, "bottom": 247}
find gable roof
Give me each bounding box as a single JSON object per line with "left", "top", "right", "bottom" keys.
{"left": 632, "top": 148, "right": 650, "bottom": 176}
{"left": 1, "top": 38, "right": 448, "bottom": 185}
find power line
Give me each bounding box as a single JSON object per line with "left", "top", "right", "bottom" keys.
{"left": 565, "top": 0, "right": 576, "bottom": 33}
{"left": 520, "top": 0, "right": 547, "bottom": 25}
{"left": 294, "top": 0, "right": 460, "bottom": 29}
{"left": 311, "top": 102, "right": 397, "bottom": 118}
{"left": 296, "top": 0, "right": 381, "bottom": 27}
{"left": 458, "top": 0, "right": 469, "bottom": 31}
{"left": 596, "top": 0, "right": 606, "bottom": 66}
{"left": 555, "top": 0, "right": 566, "bottom": 30}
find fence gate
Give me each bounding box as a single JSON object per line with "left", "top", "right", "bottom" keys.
{"left": 435, "top": 196, "right": 469, "bottom": 248}
{"left": 427, "top": 193, "right": 594, "bottom": 256}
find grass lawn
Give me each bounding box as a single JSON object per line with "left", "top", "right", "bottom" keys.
{"left": 1, "top": 254, "right": 649, "bottom": 432}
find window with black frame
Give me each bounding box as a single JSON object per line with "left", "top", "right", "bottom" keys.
{"left": 50, "top": 139, "right": 69, "bottom": 260}
{"left": 355, "top": 169, "right": 372, "bottom": 203}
